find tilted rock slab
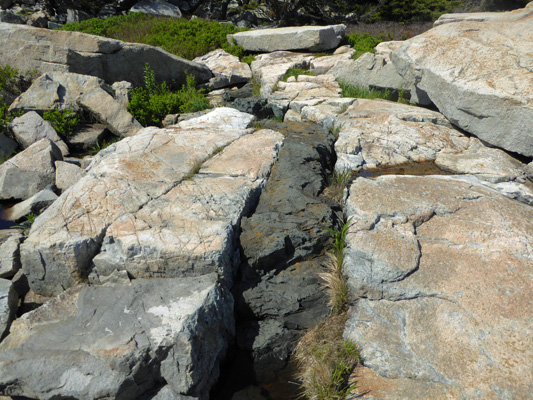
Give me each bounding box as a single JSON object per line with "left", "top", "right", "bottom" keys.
{"left": 20, "top": 108, "right": 283, "bottom": 296}
{"left": 0, "top": 22, "right": 212, "bottom": 87}
{"left": 193, "top": 48, "right": 252, "bottom": 89}
{"left": 0, "top": 138, "right": 62, "bottom": 201}
{"left": 390, "top": 5, "right": 533, "bottom": 156}
{"left": 0, "top": 278, "right": 18, "bottom": 340}
{"left": 229, "top": 24, "right": 345, "bottom": 53}
{"left": 0, "top": 274, "right": 233, "bottom": 399}
{"left": 344, "top": 175, "right": 533, "bottom": 399}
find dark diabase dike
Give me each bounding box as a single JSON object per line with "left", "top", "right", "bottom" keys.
{"left": 213, "top": 121, "right": 342, "bottom": 399}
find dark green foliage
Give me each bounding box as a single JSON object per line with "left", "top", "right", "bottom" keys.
{"left": 59, "top": 13, "right": 246, "bottom": 60}
{"left": 42, "top": 109, "right": 80, "bottom": 137}
{"left": 346, "top": 31, "right": 392, "bottom": 60}
{"left": 1, "top": 64, "right": 25, "bottom": 136}
{"left": 128, "top": 64, "right": 211, "bottom": 127}
{"left": 370, "top": 0, "right": 463, "bottom": 22}
{"left": 339, "top": 81, "right": 391, "bottom": 100}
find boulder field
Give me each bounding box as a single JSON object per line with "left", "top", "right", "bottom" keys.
{"left": 0, "top": 5, "right": 532, "bottom": 400}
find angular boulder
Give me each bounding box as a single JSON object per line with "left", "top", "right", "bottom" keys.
{"left": 0, "top": 275, "right": 233, "bottom": 399}
{"left": 0, "top": 22, "right": 212, "bottom": 87}
{"left": 193, "top": 49, "right": 252, "bottom": 89}
{"left": 0, "top": 231, "right": 23, "bottom": 279}
{"left": 391, "top": 4, "right": 533, "bottom": 156}
{"left": 0, "top": 278, "right": 17, "bottom": 340}
{"left": 9, "top": 111, "right": 69, "bottom": 155}
{"left": 2, "top": 189, "right": 58, "bottom": 222}
{"left": 19, "top": 108, "right": 276, "bottom": 296}
{"left": 344, "top": 175, "right": 533, "bottom": 399}
{"left": 54, "top": 161, "right": 86, "bottom": 192}
{"left": 9, "top": 72, "right": 108, "bottom": 114}
{"left": 0, "top": 138, "right": 62, "bottom": 201}
{"left": 130, "top": 0, "right": 182, "bottom": 18}
{"left": 229, "top": 25, "right": 345, "bottom": 53}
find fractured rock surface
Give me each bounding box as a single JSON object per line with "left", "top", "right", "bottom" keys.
{"left": 391, "top": 4, "right": 533, "bottom": 156}
{"left": 344, "top": 175, "right": 533, "bottom": 399}
{"left": 0, "top": 275, "right": 233, "bottom": 399}
{"left": 20, "top": 108, "right": 280, "bottom": 297}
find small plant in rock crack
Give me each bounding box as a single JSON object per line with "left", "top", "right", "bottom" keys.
{"left": 42, "top": 109, "right": 80, "bottom": 137}
{"left": 324, "top": 169, "right": 352, "bottom": 203}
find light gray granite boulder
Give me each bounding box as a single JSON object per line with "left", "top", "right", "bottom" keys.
{"left": 194, "top": 49, "right": 252, "bottom": 89}
{"left": 0, "top": 275, "right": 234, "bottom": 399}
{"left": 9, "top": 72, "right": 108, "bottom": 114}
{"left": 9, "top": 111, "right": 69, "bottom": 155}
{"left": 54, "top": 160, "right": 86, "bottom": 192}
{"left": 0, "top": 138, "right": 62, "bottom": 201}
{"left": 229, "top": 24, "right": 345, "bottom": 53}
{"left": 130, "top": 0, "right": 182, "bottom": 17}
{"left": 390, "top": 5, "right": 533, "bottom": 156}
{"left": 77, "top": 87, "right": 142, "bottom": 137}
{"left": 344, "top": 175, "right": 533, "bottom": 399}
{"left": 0, "top": 22, "right": 212, "bottom": 87}
{"left": 0, "top": 278, "right": 17, "bottom": 340}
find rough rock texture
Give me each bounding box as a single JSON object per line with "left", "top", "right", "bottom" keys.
{"left": 194, "top": 49, "right": 252, "bottom": 90}
{"left": 8, "top": 72, "right": 108, "bottom": 114}
{"left": 329, "top": 41, "right": 407, "bottom": 98}
{"left": 130, "top": 0, "right": 182, "bottom": 17}
{"left": 67, "top": 123, "right": 109, "bottom": 153}
{"left": 9, "top": 111, "right": 69, "bottom": 155}
{"left": 344, "top": 175, "right": 533, "bottom": 399}
{"left": 77, "top": 87, "right": 142, "bottom": 137}
{"left": 0, "top": 275, "right": 234, "bottom": 399}
{"left": 0, "top": 22, "right": 212, "bottom": 87}
{"left": 391, "top": 5, "right": 533, "bottom": 156}
{"left": 434, "top": 3, "right": 533, "bottom": 26}
{"left": 2, "top": 189, "right": 58, "bottom": 222}
{"left": 229, "top": 25, "right": 345, "bottom": 53}
{"left": 91, "top": 129, "right": 283, "bottom": 284}
{"left": 55, "top": 160, "right": 86, "bottom": 192}
{"left": 19, "top": 108, "right": 278, "bottom": 296}
{"left": 0, "top": 278, "right": 17, "bottom": 340}
{"left": 0, "top": 139, "right": 62, "bottom": 201}
{"left": 0, "top": 231, "right": 22, "bottom": 279}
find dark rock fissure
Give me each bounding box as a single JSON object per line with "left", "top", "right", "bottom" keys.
{"left": 211, "top": 119, "right": 343, "bottom": 399}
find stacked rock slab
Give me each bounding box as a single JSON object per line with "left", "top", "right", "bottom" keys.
{"left": 390, "top": 4, "right": 533, "bottom": 156}
{"left": 344, "top": 175, "right": 533, "bottom": 399}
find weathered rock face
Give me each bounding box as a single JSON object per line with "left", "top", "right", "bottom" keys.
{"left": 0, "top": 231, "right": 22, "bottom": 279}
{"left": 130, "top": 0, "right": 182, "bottom": 17}
{"left": 193, "top": 49, "right": 252, "bottom": 90}
{"left": 9, "top": 111, "right": 69, "bottom": 155}
{"left": 19, "top": 108, "right": 283, "bottom": 297}
{"left": 229, "top": 25, "right": 345, "bottom": 53}
{"left": 0, "top": 138, "right": 62, "bottom": 201}
{"left": 0, "top": 278, "right": 17, "bottom": 340}
{"left": 390, "top": 5, "right": 533, "bottom": 156}
{"left": 8, "top": 72, "right": 108, "bottom": 114}
{"left": 434, "top": 3, "right": 533, "bottom": 25}
{"left": 2, "top": 189, "right": 58, "bottom": 222}
{"left": 0, "top": 22, "right": 212, "bottom": 87}
{"left": 0, "top": 275, "right": 233, "bottom": 400}
{"left": 344, "top": 175, "right": 533, "bottom": 399}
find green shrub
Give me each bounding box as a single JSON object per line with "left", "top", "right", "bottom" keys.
{"left": 59, "top": 13, "right": 246, "bottom": 60}
{"left": 128, "top": 64, "right": 211, "bottom": 127}
{"left": 370, "top": 0, "right": 462, "bottom": 22}
{"left": 346, "top": 31, "right": 392, "bottom": 60}
{"left": 42, "top": 109, "right": 80, "bottom": 137}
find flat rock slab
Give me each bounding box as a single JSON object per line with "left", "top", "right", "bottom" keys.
{"left": 391, "top": 5, "right": 533, "bottom": 156}
{"left": 344, "top": 175, "right": 533, "bottom": 399}
{"left": 19, "top": 108, "right": 283, "bottom": 296}
{"left": 0, "top": 22, "right": 212, "bottom": 87}
{"left": 0, "top": 275, "right": 233, "bottom": 399}
{"left": 230, "top": 25, "right": 345, "bottom": 53}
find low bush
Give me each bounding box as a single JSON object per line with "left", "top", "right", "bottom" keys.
{"left": 59, "top": 13, "right": 246, "bottom": 60}
{"left": 43, "top": 109, "right": 80, "bottom": 137}
{"left": 370, "top": 0, "right": 463, "bottom": 22}
{"left": 339, "top": 81, "right": 391, "bottom": 100}
{"left": 128, "top": 64, "right": 211, "bottom": 127}
{"left": 281, "top": 67, "right": 315, "bottom": 82}
{"left": 346, "top": 31, "right": 392, "bottom": 60}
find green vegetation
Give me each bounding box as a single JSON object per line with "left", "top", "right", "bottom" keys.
{"left": 281, "top": 67, "right": 315, "bottom": 82}
{"left": 346, "top": 31, "right": 392, "bottom": 60}
{"left": 325, "top": 169, "right": 351, "bottom": 203}
{"left": 339, "top": 81, "right": 391, "bottom": 100}
{"left": 1, "top": 64, "right": 29, "bottom": 137}
{"left": 241, "top": 54, "right": 256, "bottom": 66}
{"left": 369, "top": 0, "right": 463, "bottom": 23}
{"left": 59, "top": 13, "right": 246, "bottom": 60}
{"left": 42, "top": 109, "right": 80, "bottom": 137}
{"left": 294, "top": 215, "right": 359, "bottom": 399}
{"left": 128, "top": 64, "right": 211, "bottom": 127}
{"left": 88, "top": 136, "right": 121, "bottom": 156}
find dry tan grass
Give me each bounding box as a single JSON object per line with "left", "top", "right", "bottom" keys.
{"left": 319, "top": 254, "right": 349, "bottom": 314}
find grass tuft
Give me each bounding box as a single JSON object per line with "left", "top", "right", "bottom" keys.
{"left": 281, "top": 67, "right": 315, "bottom": 82}
{"left": 339, "top": 81, "right": 391, "bottom": 100}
